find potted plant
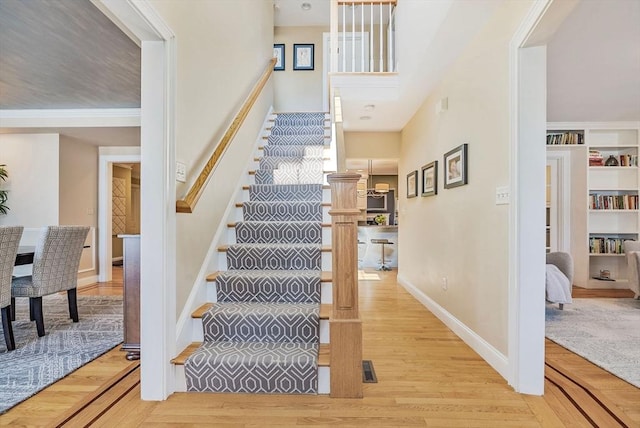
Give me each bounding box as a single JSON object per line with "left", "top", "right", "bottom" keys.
{"left": 0, "top": 164, "right": 9, "bottom": 214}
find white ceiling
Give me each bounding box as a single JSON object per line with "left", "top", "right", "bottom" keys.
{"left": 273, "top": 0, "right": 330, "bottom": 27}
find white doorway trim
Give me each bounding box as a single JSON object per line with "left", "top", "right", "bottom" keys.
{"left": 95, "top": 0, "right": 177, "bottom": 400}
{"left": 508, "top": 0, "right": 552, "bottom": 395}
{"left": 546, "top": 151, "right": 572, "bottom": 252}
{"left": 98, "top": 147, "right": 141, "bottom": 283}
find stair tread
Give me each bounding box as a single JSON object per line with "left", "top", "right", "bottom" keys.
{"left": 172, "top": 342, "right": 329, "bottom": 367}
{"left": 206, "top": 270, "right": 332, "bottom": 282}
{"left": 236, "top": 202, "right": 330, "bottom": 207}
{"left": 243, "top": 184, "right": 330, "bottom": 190}
{"left": 228, "top": 221, "right": 331, "bottom": 227}
{"left": 218, "top": 244, "right": 331, "bottom": 252}
{"left": 192, "top": 303, "right": 330, "bottom": 319}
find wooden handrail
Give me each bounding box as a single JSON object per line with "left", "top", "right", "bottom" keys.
{"left": 176, "top": 58, "right": 277, "bottom": 213}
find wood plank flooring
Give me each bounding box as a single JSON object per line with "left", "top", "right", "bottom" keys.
{"left": 2, "top": 269, "right": 638, "bottom": 427}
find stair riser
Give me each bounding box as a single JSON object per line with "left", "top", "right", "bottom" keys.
{"left": 247, "top": 185, "right": 326, "bottom": 202}
{"left": 234, "top": 223, "right": 322, "bottom": 244}
{"left": 202, "top": 313, "right": 319, "bottom": 343}
{"left": 234, "top": 204, "right": 328, "bottom": 223}
{"left": 269, "top": 127, "right": 330, "bottom": 137}
{"left": 217, "top": 251, "right": 331, "bottom": 271}
{"left": 262, "top": 146, "right": 326, "bottom": 157}
{"left": 226, "top": 225, "right": 330, "bottom": 245}
{"left": 267, "top": 135, "right": 329, "bottom": 146}
{"left": 193, "top": 317, "right": 329, "bottom": 344}
{"left": 206, "top": 280, "right": 332, "bottom": 304}
{"left": 242, "top": 187, "right": 331, "bottom": 202}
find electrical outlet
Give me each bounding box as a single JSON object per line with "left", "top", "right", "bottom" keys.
{"left": 176, "top": 161, "right": 187, "bottom": 183}
{"left": 442, "top": 277, "right": 448, "bottom": 291}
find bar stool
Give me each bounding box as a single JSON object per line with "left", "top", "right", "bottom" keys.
{"left": 371, "top": 238, "right": 393, "bottom": 271}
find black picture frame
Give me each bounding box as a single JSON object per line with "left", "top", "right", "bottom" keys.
{"left": 406, "top": 170, "right": 418, "bottom": 198}
{"left": 443, "top": 143, "right": 468, "bottom": 189}
{"left": 293, "top": 44, "right": 314, "bottom": 70}
{"left": 273, "top": 44, "right": 285, "bottom": 71}
{"left": 421, "top": 161, "right": 438, "bottom": 197}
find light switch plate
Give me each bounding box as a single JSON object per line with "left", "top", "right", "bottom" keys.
{"left": 176, "top": 161, "right": 186, "bottom": 183}
{"left": 496, "top": 186, "right": 510, "bottom": 205}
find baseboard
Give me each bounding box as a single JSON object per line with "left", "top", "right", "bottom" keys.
{"left": 77, "top": 275, "right": 99, "bottom": 288}
{"left": 397, "top": 273, "right": 509, "bottom": 381}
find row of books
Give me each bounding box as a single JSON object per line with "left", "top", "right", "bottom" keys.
{"left": 546, "top": 132, "right": 584, "bottom": 145}
{"left": 589, "top": 194, "right": 639, "bottom": 210}
{"left": 589, "top": 237, "right": 633, "bottom": 255}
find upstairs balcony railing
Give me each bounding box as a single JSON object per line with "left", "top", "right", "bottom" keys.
{"left": 330, "top": 0, "right": 397, "bottom": 73}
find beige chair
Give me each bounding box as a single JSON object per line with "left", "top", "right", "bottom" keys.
{"left": 624, "top": 241, "right": 640, "bottom": 299}
{"left": 1, "top": 226, "right": 23, "bottom": 351}
{"left": 11, "top": 226, "right": 89, "bottom": 337}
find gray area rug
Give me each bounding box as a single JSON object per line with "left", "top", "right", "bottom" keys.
{"left": 545, "top": 298, "right": 640, "bottom": 388}
{"left": 0, "top": 294, "right": 123, "bottom": 414}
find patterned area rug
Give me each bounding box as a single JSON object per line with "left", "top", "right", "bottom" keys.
{"left": 0, "top": 294, "right": 123, "bottom": 414}
{"left": 545, "top": 298, "right": 640, "bottom": 388}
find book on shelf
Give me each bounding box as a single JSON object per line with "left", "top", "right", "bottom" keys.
{"left": 546, "top": 131, "right": 584, "bottom": 145}
{"left": 589, "top": 193, "right": 639, "bottom": 210}
{"left": 588, "top": 149, "right": 603, "bottom": 166}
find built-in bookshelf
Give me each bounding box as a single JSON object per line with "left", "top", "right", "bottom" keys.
{"left": 547, "top": 122, "right": 640, "bottom": 289}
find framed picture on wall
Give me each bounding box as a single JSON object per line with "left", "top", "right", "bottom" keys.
{"left": 444, "top": 143, "right": 468, "bottom": 189}
{"left": 273, "top": 44, "right": 285, "bottom": 71}
{"left": 293, "top": 44, "right": 314, "bottom": 70}
{"left": 421, "top": 161, "right": 437, "bottom": 197}
{"left": 407, "top": 170, "right": 418, "bottom": 198}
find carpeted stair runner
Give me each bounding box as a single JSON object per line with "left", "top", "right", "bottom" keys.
{"left": 185, "top": 112, "right": 328, "bottom": 394}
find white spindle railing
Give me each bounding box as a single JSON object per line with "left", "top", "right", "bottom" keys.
{"left": 332, "top": 1, "right": 397, "bottom": 73}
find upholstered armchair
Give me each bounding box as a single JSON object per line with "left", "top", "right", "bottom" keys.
{"left": 546, "top": 252, "right": 574, "bottom": 310}
{"left": 11, "top": 226, "right": 89, "bottom": 337}
{"left": 1, "top": 226, "right": 23, "bottom": 351}
{"left": 624, "top": 241, "right": 640, "bottom": 299}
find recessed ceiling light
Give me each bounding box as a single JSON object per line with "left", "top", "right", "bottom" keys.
{"left": 301, "top": 2, "right": 312, "bottom": 11}
{"left": 359, "top": 116, "right": 371, "bottom": 120}
{"left": 364, "top": 104, "right": 375, "bottom": 111}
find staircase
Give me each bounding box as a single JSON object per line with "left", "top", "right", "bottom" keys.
{"left": 176, "top": 112, "right": 332, "bottom": 394}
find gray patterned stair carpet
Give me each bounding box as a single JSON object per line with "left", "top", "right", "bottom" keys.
{"left": 0, "top": 294, "right": 123, "bottom": 414}
{"left": 185, "top": 112, "right": 328, "bottom": 394}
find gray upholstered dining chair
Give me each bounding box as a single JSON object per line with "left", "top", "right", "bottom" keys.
{"left": 11, "top": 226, "right": 89, "bottom": 337}
{"left": 624, "top": 240, "right": 640, "bottom": 299}
{"left": 1, "top": 226, "right": 23, "bottom": 351}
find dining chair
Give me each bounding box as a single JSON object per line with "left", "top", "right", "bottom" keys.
{"left": 1, "top": 226, "right": 23, "bottom": 351}
{"left": 11, "top": 226, "right": 89, "bottom": 337}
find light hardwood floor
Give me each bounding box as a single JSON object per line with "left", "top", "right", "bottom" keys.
{"left": 1, "top": 270, "right": 638, "bottom": 427}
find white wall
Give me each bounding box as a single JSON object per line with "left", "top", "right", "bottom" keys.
{"left": 59, "top": 135, "right": 99, "bottom": 280}
{"left": 150, "top": 0, "right": 275, "bottom": 314}
{"left": 0, "top": 133, "right": 59, "bottom": 228}
{"left": 345, "top": 131, "right": 401, "bottom": 159}
{"left": 274, "top": 26, "right": 327, "bottom": 112}
{"left": 398, "top": 1, "right": 533, "bottom": 356}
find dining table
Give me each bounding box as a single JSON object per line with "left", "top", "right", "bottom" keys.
{"left": 15, "top": 246, "right": 35, "bottom": 266}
